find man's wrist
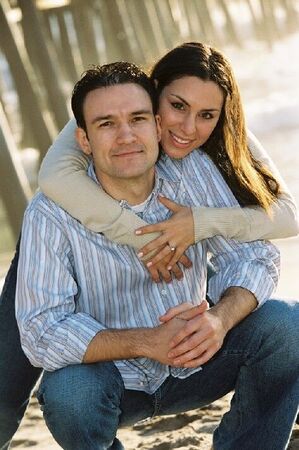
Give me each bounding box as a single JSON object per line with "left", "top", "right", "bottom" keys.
{"left": 211, "top": 286, "right": 257, "bottom": 333}
{"left": 83, "top": 327, "right": 154, "bottom": 363}
{"left": 136, "top": 327, "right": 157, "bottom": 359}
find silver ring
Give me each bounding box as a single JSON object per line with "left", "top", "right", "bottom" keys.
{"left": 170, "top": 246, "right": 176, "bottom": 252}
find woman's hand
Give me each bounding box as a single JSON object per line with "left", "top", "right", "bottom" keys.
{"left": 146, "top": 247, "right": 192, "bottom": 283}
{"left": 136, "top": 196, "right": 195, "bottom": 269}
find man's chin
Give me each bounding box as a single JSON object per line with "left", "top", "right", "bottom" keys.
{"left": 113, "top": 161, "right": 155, "bottom": 180}
{"left": 115, "top": 169, "right": 149, "bottom": 179}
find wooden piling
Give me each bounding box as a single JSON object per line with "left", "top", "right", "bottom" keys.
{"left": 0, "top": 104, "right": 32, "bottom": 240}
{"left": 17, "top": 0, "right": 70, "bottom": 130}
{"left": 0, "top": 1, "right": 54, "bottom": 158}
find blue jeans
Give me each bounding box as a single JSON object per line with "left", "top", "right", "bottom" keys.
{"left": 0, "top": 239, "right": 42, "bottom": 449}
{"left": 37, "top": 299, "right": 299, "bottom": 450}
{"left": 0, "top": 240, "right": 216, "bottom": 448}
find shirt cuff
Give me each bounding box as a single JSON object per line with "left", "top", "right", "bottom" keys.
{"left": 42, "top": 313, "right": 105, "bottom": 371}
{"left": 208, "top": 261, "right": 279, "bottom": 307}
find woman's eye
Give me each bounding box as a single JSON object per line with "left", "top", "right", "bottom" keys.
{"left": 201, "top": 112, "right": 214, "bottom": 120}
{"left": 171, "top": 102, "right": 185, "bottom": 111}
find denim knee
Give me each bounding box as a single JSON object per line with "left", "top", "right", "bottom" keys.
{"left": 37, "top": 362, "right": 124, "bottom": 450}
{"left": 260, "top": 300, "right": 298, "bottom": 346}
{"left": 250, "top": 300, "right": 299, "bottom": 377}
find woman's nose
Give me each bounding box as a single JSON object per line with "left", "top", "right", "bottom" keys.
{"left": 181, "top": 113, "right": 196, "bottom": 136}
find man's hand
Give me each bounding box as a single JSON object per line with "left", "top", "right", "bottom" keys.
{"left": 84, "top": 288, "right": 256, "bottom": 368}
{"left": 159, "top": 300, "right": 209, "bottom": 322}
{"left": 159, "top": 300, "right": 225, "bottom": 368}
{"left": 166, "top": 309, "right": 227, "bottom": 368}
{"left": 158, "top": 287, "right": 257, "bottom": 368}
{"left": 141, "top": 301, "right": 207, "bottom": 365}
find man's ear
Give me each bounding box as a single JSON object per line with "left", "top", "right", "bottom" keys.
{"left": 155, "top": 115, "right": 162, "bottom": 142}
{"left": 75, "top": 127, "right": 92, "bottom": 156}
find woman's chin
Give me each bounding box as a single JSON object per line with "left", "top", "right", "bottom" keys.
{"left": 163, "top": 146, "right": 193, "bottom": 160}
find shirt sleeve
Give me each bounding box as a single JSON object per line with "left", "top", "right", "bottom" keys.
{"left": 191, "top": 131, "right": 298, "bottom": 242}
{"left": 183, "top": 151, "right": 280, "bottom": 305}
{"left": 38, "top": 119, "right": 159, "bottom": 249}
{"left": 16, "top": 198, "right": 104, "bottom": 371}
{"left": 206, "top": 235, "right": 280, "bottom": 306}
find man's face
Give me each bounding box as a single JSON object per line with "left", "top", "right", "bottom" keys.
{"left": 76, "top": 83, "right": 161, "bottom": 185}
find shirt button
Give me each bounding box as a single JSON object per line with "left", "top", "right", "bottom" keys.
{"left": 161, "top": 289, "right": 167, "bottom": 296}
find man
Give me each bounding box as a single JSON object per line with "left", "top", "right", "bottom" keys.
{"left": 16, "top": 63, "right": 298, "bottom": 450}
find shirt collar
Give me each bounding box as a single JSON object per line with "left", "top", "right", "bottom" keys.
{"left": 87, "top": 162, "right": 163, "bottom": 210}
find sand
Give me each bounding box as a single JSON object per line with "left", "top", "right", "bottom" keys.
{"left": 8, "top": 389, "right": 299, "bottom": 449}
{"left": 2, "top": 232, "right": 298, "bottom": 450}
{"left": 2, "top": 236, "right": 299, "bottom": 449}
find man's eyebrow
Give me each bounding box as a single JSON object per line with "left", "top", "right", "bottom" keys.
{"left": 91, "top": 109, "right": 153, "bottom": 124}
{"left": 131, "top": 109, "right": 153, "bottom": 116}
{"left": 170, "top": 94, "right": 221, "bottom": 111}
{"left": 91, "top": 114, "right": 113, "bottom": 124}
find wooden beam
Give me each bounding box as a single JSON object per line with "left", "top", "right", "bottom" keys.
{"left": 0, "top": 1, "right": 54, "bottom": 158}
{"left": 0, "top": 104, "right": 32, "bottom": 240}
{"left": 17, "top": 0, "right": 70, "bottom": 130}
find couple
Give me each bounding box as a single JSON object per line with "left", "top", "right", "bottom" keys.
{"left": 1, "top": 43, "right": 298, "bottom": 450}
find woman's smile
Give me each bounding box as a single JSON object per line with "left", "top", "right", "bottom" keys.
{"left": 158, "top": 76, "right": 224, "bottom": 159}
{"left": 169, "top": 131, "right": 195, "bottom": 147}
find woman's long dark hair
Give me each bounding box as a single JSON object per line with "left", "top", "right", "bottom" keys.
{"left": 151, "top": 42, "right": 280, "bottom": 210}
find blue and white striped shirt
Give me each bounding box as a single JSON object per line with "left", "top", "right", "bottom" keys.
{"left": 16, "top": 149, "right": 280, "bottom": 394}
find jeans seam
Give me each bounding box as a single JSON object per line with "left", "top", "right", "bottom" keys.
{"left": 152, "top": 387, "right": 162, "bottom": 417}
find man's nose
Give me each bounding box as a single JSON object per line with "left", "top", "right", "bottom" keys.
{"left": 117, "top": 123, "right": 137, "bottom": 144}
{"left": 181, "top": 113, "right": 196, "bottom": 136}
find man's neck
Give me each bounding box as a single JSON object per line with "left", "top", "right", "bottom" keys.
{"left": 96, "top": 168, "right": 155, "bottom": 206}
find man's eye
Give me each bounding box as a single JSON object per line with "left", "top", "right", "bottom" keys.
{"left": 132, "top": 116, "right": 146, "bottom": 122}
{"left": 171, "top": 102, "right": 185, "bottom": 111}
{"left": 100, "top": 121, "right": 113, "bottom": 127}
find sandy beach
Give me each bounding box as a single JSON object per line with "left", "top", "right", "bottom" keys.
{"left": 1, "top": 17, "right": 299, "bottom": 450}
{"left": 9, "top": 390, "right": 299, "bottom": 449}
{"left": 1, "top": 229, "right": 298, "bottom": 449}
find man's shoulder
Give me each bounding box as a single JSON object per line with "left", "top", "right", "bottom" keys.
{"left": 24, "top": 191, "right": 70, "bottom": 227}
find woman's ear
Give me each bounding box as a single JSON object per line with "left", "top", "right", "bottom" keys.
{"left": 155, "top": 115, "right": 162, "bottom": 142}
{"left": 75, "top": 127, "right": 92, "bottom": 156}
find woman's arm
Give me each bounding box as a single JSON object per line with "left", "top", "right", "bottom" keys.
{"left": 38, "top": 120, "right": 193, "bottom": 282}
{"left": 135, "top": 131, "right": 298, "bottom": 267}
{"left": 192, "top": 130, "right": 299, "bottom": 242}
{"left": 38, "top": 119, "right": 160, "bottom": 249}
{"left": 140, "top": 131, "right": 298, "bottom": 244}
{"left": 39, "top": 121, "right": 298, "bottom": 270}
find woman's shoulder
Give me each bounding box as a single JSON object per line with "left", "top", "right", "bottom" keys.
{"left": 183, "top": 148, "right": 218, "bottom": 173}
{"left": 156, "top": 152, "right": 183, "bottom": 181}
{"left": 156, "top": 148, "right": 216, "bottom": 181}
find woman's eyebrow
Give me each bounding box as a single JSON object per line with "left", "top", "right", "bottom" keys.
{"left": 170, "top": 94, "right": 190, "bottom": 106}
{"left": 170, "top": 94, "right": 221, "bottom": 112}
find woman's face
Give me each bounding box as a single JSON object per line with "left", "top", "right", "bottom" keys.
{"left": 157, "top": 76, "right": 224, "bottom": 159}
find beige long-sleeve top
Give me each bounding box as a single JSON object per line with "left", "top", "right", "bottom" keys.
{"left": 38, "top": 119, "right": 299, "bottom": 249}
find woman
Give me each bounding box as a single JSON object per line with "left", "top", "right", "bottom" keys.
{"left": 0, "top": 42, "right": 297, "bottom": 448}
{"left": 38, "top": 42, "right": 298, "bottom": 282}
